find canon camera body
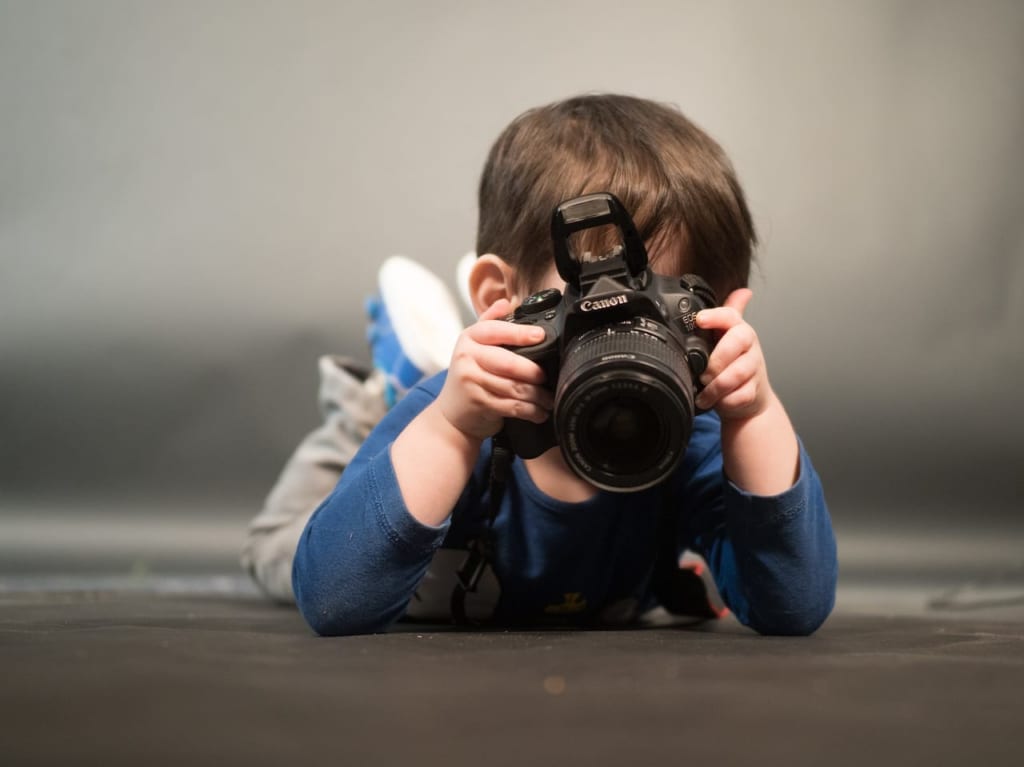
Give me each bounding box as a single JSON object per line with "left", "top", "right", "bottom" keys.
{"left": 501, "top": 192, "right": 718, "bottom": 492}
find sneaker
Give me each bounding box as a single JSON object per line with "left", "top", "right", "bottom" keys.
{"left": 366, "top": 255, "right": 464, "bottom": 407}
{"left": 657, "top": 550, "right": 729, "bottom": 620}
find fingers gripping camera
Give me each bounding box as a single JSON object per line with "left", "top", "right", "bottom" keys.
{"left": 501, "top": 193, "right": 718, "bottom": 493}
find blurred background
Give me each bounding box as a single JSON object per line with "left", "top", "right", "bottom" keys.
{"left": 1, "top": 0, "right": 1021, "bottom": 580}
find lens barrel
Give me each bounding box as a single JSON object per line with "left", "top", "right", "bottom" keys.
{"left": 554, "top": 319, "right": 695, "bottom": 492}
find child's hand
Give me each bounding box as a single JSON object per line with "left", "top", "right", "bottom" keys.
{"left": 436, "top": 298, "right": 554, "bottom": 441}
{"left": 694, "top": 289, "right": 775, "bottom": 422}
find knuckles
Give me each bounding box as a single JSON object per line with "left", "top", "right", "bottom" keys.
{"left": 509, "top": 400, "right": 531, "bottom": 420}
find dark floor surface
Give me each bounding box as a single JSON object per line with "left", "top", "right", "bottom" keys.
{"left": 2, "top": 513, "right": 1023, "bottom": 765}
{"left": 3, "top": 588, "right": 1023, "bottom": 765}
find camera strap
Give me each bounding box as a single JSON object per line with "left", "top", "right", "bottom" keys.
{"left": 450, "top": 431, "right": 512, "bottom": 625}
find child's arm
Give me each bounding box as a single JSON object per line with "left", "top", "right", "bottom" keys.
{"left": 292, "top": 299, "right": 551, "bottom": 635}
{"left": 688, "top": 289, "right": 837, "bottom": 635}
{"left": 693, "top": 437, "right": 837, "bottom": 636}
{"left": 390, "top": 299, "right": 552, "bottom": 526}
{"left": 695, "top": 289, "right": 800, "bottom": 495}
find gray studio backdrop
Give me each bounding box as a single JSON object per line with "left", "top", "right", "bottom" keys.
{"left": 2, "top": 1, "right": 1022, "bottom": 549}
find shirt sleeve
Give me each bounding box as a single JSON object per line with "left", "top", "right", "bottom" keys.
{"left": 291, "top": 377, "right": 452, "bottom": 636}
{"left": 680, "top": 415, "right": 838, "bottom": 636}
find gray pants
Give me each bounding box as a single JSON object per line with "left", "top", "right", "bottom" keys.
{"left": 240, "top": 357, "right": 388, "bottom": 603}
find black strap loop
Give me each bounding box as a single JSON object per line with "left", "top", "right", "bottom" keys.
{"left": 450, "top": 431, "right": 512, "bottom": 625}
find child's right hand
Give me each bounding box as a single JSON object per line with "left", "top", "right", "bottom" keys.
{"left": 435, "top": 298, "right": 554, "bottom": 441}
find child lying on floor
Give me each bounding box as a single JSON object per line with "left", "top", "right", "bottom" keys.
{"left": 244, "top": 93, "right": 837, "bottom": 636}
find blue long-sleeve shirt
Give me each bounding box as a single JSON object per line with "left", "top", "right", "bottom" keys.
{"left": 293, "top": 371, "right": 837, "bottom": 636}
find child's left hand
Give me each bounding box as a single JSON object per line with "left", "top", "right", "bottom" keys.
{"left": 693, "top": 288, "right": 775, "bottom": 422}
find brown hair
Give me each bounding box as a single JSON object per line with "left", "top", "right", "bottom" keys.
{"left": 476, "top": 94, "right": 756, "bottom": 300}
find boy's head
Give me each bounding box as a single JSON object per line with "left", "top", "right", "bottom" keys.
{"left": 475, "top": 93, "right": 756, "bottom": 303}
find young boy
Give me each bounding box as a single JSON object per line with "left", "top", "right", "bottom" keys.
{"left": 278, "top": 94, "right": 836, "bottom": 636}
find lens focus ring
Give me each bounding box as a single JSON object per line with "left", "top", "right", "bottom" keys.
{"left": 557, "top": 321, "right": 693, "bottom": 402}
{"left": 554, "top": 320, "right": 696, "bottom": 492}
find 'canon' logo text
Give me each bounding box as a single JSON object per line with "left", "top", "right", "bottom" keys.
{"left": 580, "top": 294, "right": 628, "bottom": 312}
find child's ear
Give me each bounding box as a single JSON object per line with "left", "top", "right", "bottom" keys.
{"left": 468, "top": 254, "right": 517, "bottom": 317}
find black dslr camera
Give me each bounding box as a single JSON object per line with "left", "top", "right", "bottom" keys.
{"left": 501, "top": 192, "right": 718, "bottom": 492}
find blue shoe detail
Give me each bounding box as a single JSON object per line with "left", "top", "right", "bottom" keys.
{"left": 365, "top": 255, "right": 465, "bottom": 408}
{"left": 365, "top": 295, "right": 427, "bottom": 408}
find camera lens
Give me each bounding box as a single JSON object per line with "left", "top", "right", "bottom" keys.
{"left": 554, "top": 319, "right": 696, "bottom": 492}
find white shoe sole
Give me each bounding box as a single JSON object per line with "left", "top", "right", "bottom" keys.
{"left": 378, "top": 255, "right": 464, "bottom": 376}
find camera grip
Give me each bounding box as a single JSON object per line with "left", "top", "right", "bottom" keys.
{"left": 501, "top": 417, "right": 557, "bottom": 460}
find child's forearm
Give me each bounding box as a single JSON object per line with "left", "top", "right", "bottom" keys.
{"left": 390, "top": 401, "right": 485, "bottom": 527}
{"left": 707, "top": 438, "right": 837, "bottom": 636}
{"left": 720, "top": 390, "right": 800, "bottom": 496}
